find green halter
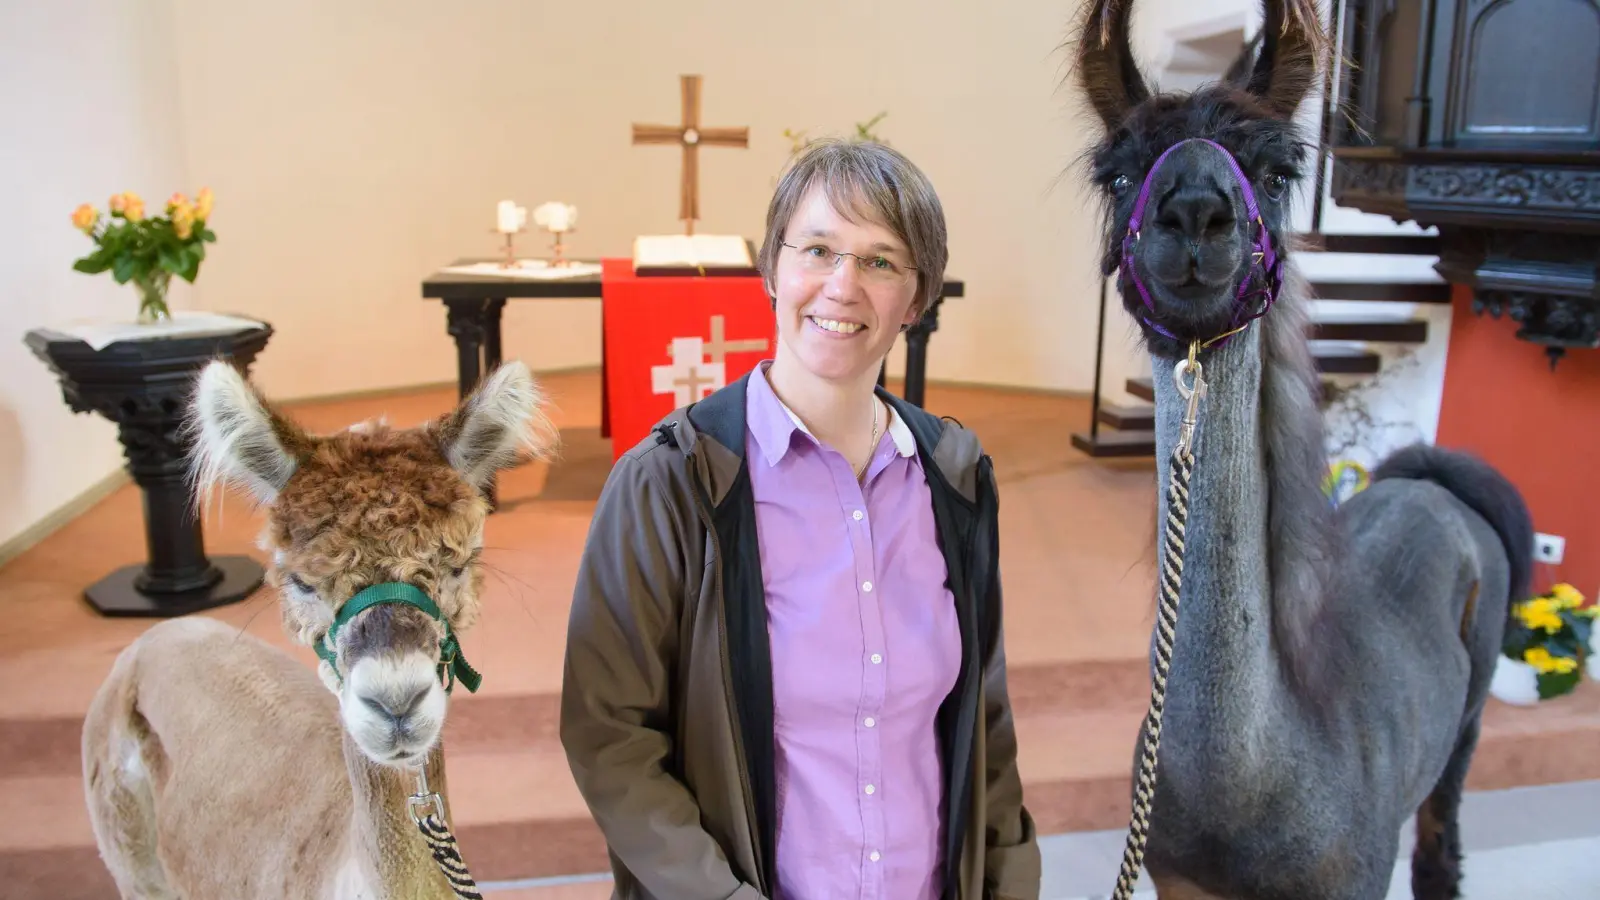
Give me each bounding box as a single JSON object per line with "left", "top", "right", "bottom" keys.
{"left": 313, "top": 582, "right": 482, "bottom": 694}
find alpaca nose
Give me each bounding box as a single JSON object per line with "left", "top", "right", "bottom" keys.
{"left": 1156, "top": 186, "right": 1235, "bottom": 243}
{"left": 362, "top": 684, "right": 430, "bottom": 723}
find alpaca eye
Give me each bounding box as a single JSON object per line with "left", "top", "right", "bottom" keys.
{"left": 286, "top": 574, "right": 315, "bottom": 595}
{"left": 451, "top": 566, "right": 466, "bottom": 579}
{"left": 1112, "top": 174, "right": 1132, "bottom": 195}
{"left": 1265, "top": 173, "right": 1289, "bottom": 198}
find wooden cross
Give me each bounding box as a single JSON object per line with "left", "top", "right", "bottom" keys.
{"left": 632, "top": 74, "right": 749, "bottom": 235}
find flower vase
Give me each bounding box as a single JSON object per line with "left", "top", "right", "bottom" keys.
{"left": 134, "top": 271, "right": 172, "bottom": 324}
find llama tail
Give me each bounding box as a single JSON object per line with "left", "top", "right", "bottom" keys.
{"left": 1371, "top": 442, "right": 1535, "bottom": 607}
{"left": 81, "top": 638, "right": 180, "bottom": 900}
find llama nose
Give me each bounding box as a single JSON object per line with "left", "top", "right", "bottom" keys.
{"left": 1156, "top": 187, "right": 1234, "bottom": 243}
{"left": 362, "top": 685, "right": 429, "bottom": 723}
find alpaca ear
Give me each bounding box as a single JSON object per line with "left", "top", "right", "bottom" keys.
{"left": 187, "top": 359, "right": 308, "bottom": 507}
{"left": 1073, "top": 0, "right": 1153, "bottom": 130}
{"left": 436, "top": 360, "right": 557, "bottom": 489}
{"left": 1241, "top": 0, "right": 1327, "bottom": 118}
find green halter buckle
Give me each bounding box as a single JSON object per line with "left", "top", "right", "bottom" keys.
{"left": 313, "top": 581, "right": 482, "bottom": 694}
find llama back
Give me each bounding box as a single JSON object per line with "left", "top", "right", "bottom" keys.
{"left": 1371, "top": 442, "right": 1536, "bottom": 606}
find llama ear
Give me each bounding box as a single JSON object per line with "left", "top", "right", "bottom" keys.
{"left": 436, "top": 360, "right": 557, "bottom": 489}
{"left": 1224, "top": 28, "right": 1264, "bottom": 85}
{"left": 1241, "top": 0, "right": 1327, "bottom": 118}
{"left": 1072, "top": 0, "right": 1153, "bottom": 130}
{"left": 186, "top": 359, "right": 308, "bottom": 507}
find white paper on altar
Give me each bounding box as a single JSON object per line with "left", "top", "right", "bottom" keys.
{"left": 437, "top": 260, "right": 603, "bottom": 280}
{"left": 51, "top": 310, "right": 269, "bottom": 351}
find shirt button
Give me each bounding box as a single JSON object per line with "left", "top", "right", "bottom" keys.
{"left": 870, "top": 653, "right": 882, "bottom": 664}
{"left": 864, "top": 717, "right": 876, "bottom": 728}
{"left": 864, "top": 784, "right": 876, "bottom": 795}
{"left": 862, "top": 581, "right": 873, "bottom": 592}
{"left": 853, "top": 510, "right": 864, "bottom": 521}
{"left": 870, "top": 851, "right": 881, "bottom": 862}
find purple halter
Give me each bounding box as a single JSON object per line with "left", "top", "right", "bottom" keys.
{"left": 1119, "top": 138, "right": 1283, "bottom": 348}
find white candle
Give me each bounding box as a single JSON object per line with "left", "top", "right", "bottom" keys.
{"left": 497, "top": 200, "right": 521, "bottom": 233}
{"left": 534, "top": 201, "right": 575, "bottom": 232}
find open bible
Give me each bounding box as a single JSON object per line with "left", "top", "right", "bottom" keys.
{"left": 631, "top": 234, "right": 759, "bottom": 277}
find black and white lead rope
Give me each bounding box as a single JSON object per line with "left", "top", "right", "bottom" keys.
{"left": 1108, "top": 353, "right": 1205, "bottom": 900}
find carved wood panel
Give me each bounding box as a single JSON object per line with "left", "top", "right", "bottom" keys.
{"left": 1441, "top": 0, "right": 1600, "bottom": 148}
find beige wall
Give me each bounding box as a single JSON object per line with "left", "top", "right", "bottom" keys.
{"left": 163, "top": 0, "right": 1109, "bottom": 400}
{"left": 0, "top": 0, "right": 191, "bottom": 552}
{"left": 9, "top": 0, "right": 1298, "bottom": 550}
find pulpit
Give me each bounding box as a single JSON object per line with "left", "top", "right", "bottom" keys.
{"left": 1327, "top": 0, "right": 1600, "bottom": 368}
{"left": 25, "top": 317, "right": 272, "bottom": 616}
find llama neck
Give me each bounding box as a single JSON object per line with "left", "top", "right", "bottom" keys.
{"left": 1151, "top": 329, "right": 1280, "bottom": 764}
{"left": 1147, "top": 300, "right": 1337, "bottom": 788}
{"left": 342, "top": 732, "right": 457, "bottom": 899}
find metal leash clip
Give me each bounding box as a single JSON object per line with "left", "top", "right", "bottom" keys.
{"left": 1174, "top": 342, "right": 1207, "bottom": 454}
{"left": 408, "top": 763, "right": 448, "bottom": 825}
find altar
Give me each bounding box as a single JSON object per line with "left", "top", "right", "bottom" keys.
{"left": 420, "top": 257, "right": 963, "bottom": 499}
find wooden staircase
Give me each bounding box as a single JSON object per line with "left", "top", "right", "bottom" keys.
{"left": 1072, "top": 234, "right": 1449, "bottom": 459}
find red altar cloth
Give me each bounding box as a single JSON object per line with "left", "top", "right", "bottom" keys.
{"left": 599, "top": 257, "right": 775, "bottom": 461}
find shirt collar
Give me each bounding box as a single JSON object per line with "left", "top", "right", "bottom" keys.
{"left": 747, "top": 361, "right": 916, "bottom": 467}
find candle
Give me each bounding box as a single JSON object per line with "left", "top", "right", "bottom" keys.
{"left": 497, "top": 200, "right": 522, "bottom": 233}
{"left": 534, "top": 201, "right": 576, "bottom": 232}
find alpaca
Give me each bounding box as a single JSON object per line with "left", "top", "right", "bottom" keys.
{"left": 80, "top": 358, "right": 555, "bottom": 899}
{"left": 1069, "top": 1, "right": 1535, "bottom": 898}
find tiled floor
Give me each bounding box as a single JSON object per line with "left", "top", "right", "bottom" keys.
{"left": 481, "top": 780, "right": 1600, "bottom": 898}
{"left": 4, "top": 369, "right": 1598, "bottom": 898}
{"left": 1039, "top": 779, "right": 1600, "bottom": 900}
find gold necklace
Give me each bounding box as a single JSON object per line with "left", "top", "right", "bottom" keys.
{"left": 857, "top": 399, "right": 881, "bottom": 480}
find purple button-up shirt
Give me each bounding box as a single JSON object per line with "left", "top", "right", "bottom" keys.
{"left": 745, "top": 363, "right": 962, "bottom": 900}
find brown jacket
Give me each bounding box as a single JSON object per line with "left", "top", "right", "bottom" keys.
{"left": 560, "top": 375, "right": 1040, "bottom": 899}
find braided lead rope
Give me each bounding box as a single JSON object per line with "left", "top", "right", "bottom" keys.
{"left": 415, "top": 813, "right": 484, "bottom": 899}
{"left": 408, "top": 760, "right": 483, "bottom": 899}
{"left": 1109, "top": 352, "right": 1205, "bottom": 900}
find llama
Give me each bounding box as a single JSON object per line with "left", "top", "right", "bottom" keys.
{"left": 80, "top": 358, "right": 555, "bottom": 899}
{"left": 1069, "top": 1, "right": 1534, "bottom": 897}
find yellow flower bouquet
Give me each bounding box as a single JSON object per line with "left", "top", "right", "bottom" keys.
{"left": 1501, "top": 583, "right": 1596, "bottom": 700}
{"left": 69, "top": 188, "right": 216, "bottom": 323}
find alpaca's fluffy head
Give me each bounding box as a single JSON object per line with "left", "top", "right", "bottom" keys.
{"left": 185, "top": 359, "right": 556, "bottom": 765}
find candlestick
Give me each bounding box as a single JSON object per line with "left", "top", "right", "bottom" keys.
{"left": 493, "top": 200, "right": 529, "bottom": 268}
{"left": 533, "top": 201, "right": 579, "bottom": 267}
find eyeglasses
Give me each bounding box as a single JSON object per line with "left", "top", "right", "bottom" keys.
{"left": 781, "top": 241, "right": 917, "bottom": 286}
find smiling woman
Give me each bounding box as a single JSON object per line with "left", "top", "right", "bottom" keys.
{"left": 756, "top": 138, "right": 948, "bottom": 474}
{"left": 560, "top": 138, "right": 1041, "bottom": 900}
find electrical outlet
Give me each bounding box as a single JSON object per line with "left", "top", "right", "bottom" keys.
{"left": 1534, "top": 532, "right": 1565, "bottom": 565}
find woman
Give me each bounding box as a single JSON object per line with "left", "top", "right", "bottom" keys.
{"left": 560, "top": 139, "right": 1039, "bottom": 900}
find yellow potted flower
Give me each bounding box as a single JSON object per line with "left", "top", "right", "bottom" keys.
{"left": 69, "top": 187, "right": 216, "bottom": 323}
{"left": 1493, "top": 583, "right": 1597, "bottom": 703}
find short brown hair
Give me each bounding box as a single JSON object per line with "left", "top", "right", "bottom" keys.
{"left": 758, "top": 139, "right": 948, "bottom": 322}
